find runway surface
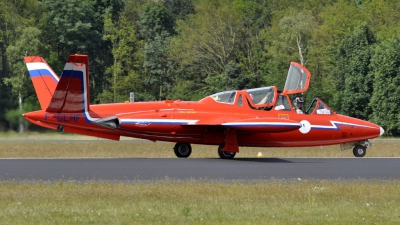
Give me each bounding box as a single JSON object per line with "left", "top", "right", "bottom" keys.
{"left": 1, "top": 158, "right": 399, "bottom": 182}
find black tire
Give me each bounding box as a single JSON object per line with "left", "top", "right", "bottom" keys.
{"left": 173, "top": 143, "right": 192, "bottom": 158}
{"left": 353, "top": 145, "right": 366, "bottom": 157}
{"left": 218, "top": 143, "right": 236, "bottom": 159}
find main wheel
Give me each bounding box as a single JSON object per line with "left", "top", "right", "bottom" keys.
{"left": 218, "top": 143, "right": 236, "bottom": 159}
{"left": 173, "top": 143, "right": 192, "bottom": 158}
{"left": 353, "top": 145, "right": 366, "bottom": 157}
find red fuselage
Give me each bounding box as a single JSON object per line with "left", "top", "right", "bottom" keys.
{"left": 24, "top": 94, "right": 382, "bottom": 149}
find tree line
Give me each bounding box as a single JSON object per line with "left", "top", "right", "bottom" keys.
{"left": 1, "top": 0, "right": 400, "bottom": 135}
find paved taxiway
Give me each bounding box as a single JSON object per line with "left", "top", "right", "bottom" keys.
{"left": 0, "top": 158, "right": 399, "bottom": 182}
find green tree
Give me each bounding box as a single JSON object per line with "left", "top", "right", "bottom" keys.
{"left": 43, "top": 0, "right": 102, "bottom": 58}
{"left": 233, "top": 0, "right": 271, "bottom": 79}
{"left": 369, "top": 36, "right": 400, "bottom": 135}
{"left": 363, "top": 0, "right": 400, "bottom": 40}
{"left": 169, "top": 0, "right": 247, "bottom": 97}
{"left": 311, "top": 0, "right": 366, "bottom": 74}
{"left": 171, "top": 0, "right": 242, "bottom": 75}
{"left": 332, "top": 24, "right": 376, "bottom": 119}
{"left": 0, "top": 0, "right": 43, "bottom": 131}
{"left": 4, "top": 27, "right": 42, "bottom": 132}
{"left": 42, "top": 0, "right": 124, "bottom": 101}
{"left": 203, "top": 61, "right": 257, "bottom": 93}
{"left": 98, "top": 11, "right": 146, "bottom": 103}
{"left": 0, "top": 0, "right": 16, "bottom": 130}
{"left": 139, "top": 2, "right": 175, "bottom": 100}
{"left": 138, "top": 2, "right": 175, "bottom": 40}
{"left": 103, "top": 14, "right": 131, "bottom": 102}
{"left": 163, "top": 0, "right": 195, "bottom": 21}
{"left": 279, "top": 10, "right": 317, "bottom": 66}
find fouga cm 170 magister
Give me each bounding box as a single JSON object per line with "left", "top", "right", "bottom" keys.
{"left": 23, "top": 54, "right": 384, "bottom": 159}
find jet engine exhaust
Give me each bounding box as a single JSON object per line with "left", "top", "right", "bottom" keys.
{"left": 93, "top": 116, "right": 120, "bottom": 129}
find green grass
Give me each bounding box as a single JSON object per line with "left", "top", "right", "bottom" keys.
{"left": 0, "top": 131, "right": 397, "bottom": 158}
{"left": 1, "top": 181, "right": 399, "bottom": 224}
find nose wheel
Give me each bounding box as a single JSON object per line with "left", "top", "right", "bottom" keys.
{"left": 353, "top": 145, "right": 366, "bottom": 157}
{"left": 173, "top": 143, "right": 192, "bottom": 158}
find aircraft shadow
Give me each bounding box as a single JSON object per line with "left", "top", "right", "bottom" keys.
{"left": 226, "top": 158, "right": 293, "bottom": 163}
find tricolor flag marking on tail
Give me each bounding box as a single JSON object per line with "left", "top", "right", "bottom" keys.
{"left": 64, "top": 62, "right": 97, "bottom": 123}
{"left": 26, "top": 62, "right": 59, "bottom": 83}
{"left": 24, "top": 56, "right": 60, "bottom": 110}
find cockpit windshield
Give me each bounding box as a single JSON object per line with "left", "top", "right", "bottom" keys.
{"left": 208, "top": 86, "right": 277, "bottom": 107}
{"left": 305, "top": 98, "right": 335, "bottom": 115}
{"left": 210, "top": 91, "right": 237, "bottom": 104}
{"left": 315, "top": 102, "right": 332, "bottom": 114}
{"left": 246, "top": 87, "right": 276, "bottom": 106}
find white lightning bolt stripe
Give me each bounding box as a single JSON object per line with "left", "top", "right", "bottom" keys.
{"left": 340, "top": 121, "right": 376, "bottom": 128}
{"left": 311, "top": 121, "right": 376, "bottom": 130}
{"left": 222, "top": 122, "right": 300, "bottom": 127}
{"left": 120, "top": 119, "right": 199, "bottom": 125}
{"left": 116, "top": 109, "right": 196, "bottom": 117}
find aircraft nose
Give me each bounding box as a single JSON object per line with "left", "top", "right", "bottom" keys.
{"left": 380, "top": 126, "right": 385, "bottom": 136}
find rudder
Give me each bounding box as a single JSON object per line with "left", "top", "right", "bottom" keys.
{"left": 46, "top": 54, "right": 95, "bottom": 122}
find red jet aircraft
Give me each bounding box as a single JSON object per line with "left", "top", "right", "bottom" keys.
{"left": 23, "top": 54, "right": 384, "bottom": 159}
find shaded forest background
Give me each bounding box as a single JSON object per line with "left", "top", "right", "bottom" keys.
{"left": 1, "top": 0, "right": 400, "bottom": 135}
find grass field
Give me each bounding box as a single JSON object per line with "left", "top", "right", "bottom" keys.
{"left": 1, "top": 181, "right": 400, "bottom": 224}
{"left": 1, "top": 132, "right": 399, "bottom": 224}
{"left": 0, "top": 131, "right": 398, "bottom": 158}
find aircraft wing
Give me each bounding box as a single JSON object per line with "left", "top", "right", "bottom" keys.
{"left": 93, "top": 112, "right": 300, "bottom": 134}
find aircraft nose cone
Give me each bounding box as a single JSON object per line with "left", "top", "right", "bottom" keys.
{"left": 380, "top": 126, "right": 385, "bottom": 136}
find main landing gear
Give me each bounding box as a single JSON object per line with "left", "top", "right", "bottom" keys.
{"left": 218, "top": 143, "right": 236, "bottom": 159}
{"left": 173, "top": 143, "right": 192, "bottom": 158}
{"left": 173, "top": 142, "right": 237, "bottom": 159}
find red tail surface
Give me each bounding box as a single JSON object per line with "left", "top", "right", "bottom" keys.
{"left": 24, "top": 56, "right": 60, "bottom": 109}
{"left": 47, "top": 54, "right": 91, "bottom": 114}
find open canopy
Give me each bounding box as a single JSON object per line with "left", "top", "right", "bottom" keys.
{"left": 283, "top": 62, "right": 311, "bottom": 95}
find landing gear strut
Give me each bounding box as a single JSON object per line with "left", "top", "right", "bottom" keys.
{"left": 218, "top": 143, "right": 236, "bottom": 159}
{"left": 353, "top": 145, "right": 366, "bottom": 157}
{"left": 173, "top": 143, "right": 192, "bottom": 158}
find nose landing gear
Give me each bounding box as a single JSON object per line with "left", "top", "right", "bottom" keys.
{"left": 353, "top": 145, "right": 366, "bottom": 157}
{"left": 352, "top": 140, "right": 371, "bottom": 157}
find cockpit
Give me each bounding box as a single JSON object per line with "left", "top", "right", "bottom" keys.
{"left": 209, "top": 86, "right": 277, "bottom": 108}
{"left": 208, "top": 86, "right": 277, "bottom": 109}
{"left": 246, "top": 87, "right": 275, "bottom": 105}
{"left": 274, "top": 95, "right": 291, "bottom": 111}
{"left": 205, "top": 62, "right": 335, "bottom": 115}
{"left": 210, "top": 90, "right": 237, "bottom": 104}
{"left": 207, "top": 88, "right": 335, "bottom": 115}
{"left": 305, "top": 98, "right": 334, "bottom": 115}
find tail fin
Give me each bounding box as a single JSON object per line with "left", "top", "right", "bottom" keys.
{"left": 46, "top": 54, "right": 93, "bottom": 117}
{"left": 24, "top": 56, "right": 60, "bottom": 110}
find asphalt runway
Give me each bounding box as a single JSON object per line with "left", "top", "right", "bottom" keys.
{"left": 1, "top": 157, "right": 399, "bottom": 182}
